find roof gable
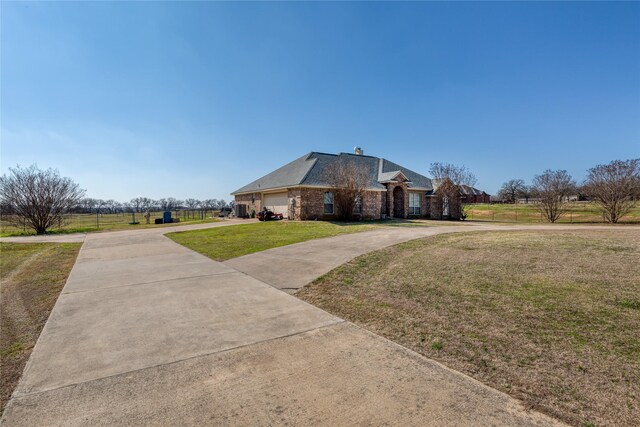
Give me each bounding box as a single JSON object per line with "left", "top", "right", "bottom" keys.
{"left": 231, "top": 153, "right": 317, "bottom": 195}
{"left": 378, "top": 170, "right": 410, "bottom": 183}
{"left": 232, "top": 151, "right": 434, "bottom": 194}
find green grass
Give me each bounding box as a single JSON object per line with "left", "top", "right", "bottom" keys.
{"left": 298, "top": 230, "right": 640, "bottom": 426}
{"left": 167, "top": 221, "right": 381, "bottom": 261}
{"left": 1, "top": 242, "right": 81, "bottom": 414}
{"left": 0, "top": 214, "right": 220, "bottom": 237}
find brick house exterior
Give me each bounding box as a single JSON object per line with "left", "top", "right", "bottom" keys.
{"left": 232, "top": 151, "right": 486, "bottom": 220}
{"left": 459, "top": 185, "right": 491, "bottom": 204}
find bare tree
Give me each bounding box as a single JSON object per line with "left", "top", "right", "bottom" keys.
{"left": 520, "top": 185, "right": 533, "bottom": 204}
{"left": 498, "top": 179, "right": 527, "bottom": 204}
{"left": 429, "top": 162, "right": 478, "bottom": 220}
{"left": 103, "top": 199, "right": 115, "bottom": 214}
{"left": 531, "top": 169, "right": 577, "bottom": 223}
{"left": 130, "top": 197, "right": 143, "bottom": 213}
{"left": 323, "top": 158, "right": 370, "bottom": 221}
{"left": 95, "top": 199, "right": 107, "bottom": 214}
{"left": 158, "top": 197, "right": 182, "bottom": 211}
{"left": 184, "top": 198, "right": 200, "bottom": 219}
{"left": 184, "top": 198, "right": 200, "bottom": 211}
{"left": 201, "top": 199, "right": 217, "bottom": 214}
{"left": 429, "top": 162, "right": 478, "bottom": 188}
{"left": 0, "top": 164, "right": 85, "bottom": 234}
{"left": 139, "top": 197, "right": 153, "bottom": 212}
{"left": 81, "top": 197, "right": 98, "bottom": 213}
{"left": 107, "top": 200, "right": 123, "bottom": 214}
{"left": 170, "top": 198, "right": 183, "bottom": 210}
{"left": 202, "top": 199, "right": 216, "bottom": 210}
{"left": 583, "top": 159, "right": 640, "bottom": 223}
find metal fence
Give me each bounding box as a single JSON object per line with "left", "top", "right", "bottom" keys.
{"left": 0, "top": 209, "right": 221, "bottom": 235}
{"left": 464, "top": 204, "right": 639, "bottom": 223}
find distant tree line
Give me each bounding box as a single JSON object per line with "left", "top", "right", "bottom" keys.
{"left": 0, "top": 164, "right": 234, "bottom": 234}
{"left": 496, "top": 159, "right": 640, "bottom": 223}
{"left": 72, "top": 196, "right": 233, "bottom": 214}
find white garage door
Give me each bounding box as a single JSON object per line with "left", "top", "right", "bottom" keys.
{"left": 263, "top": 192, "right": 289, "bottom": 217}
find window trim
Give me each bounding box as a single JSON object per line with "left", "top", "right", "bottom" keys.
{"left": 353, "top": 195, "right": 363, "bottom": 214}
{"left": 324, "top": 191, "right": 334, "bottom": 214}
{"left": 409, "top": 192, "right": 422, "bottom": 215}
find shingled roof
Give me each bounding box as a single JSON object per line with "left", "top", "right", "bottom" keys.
{"left": 231, "top": 152, "right": 433, "bottom": 195}
{"left": 428, "top": 180, "right": 488, "bottom": 196}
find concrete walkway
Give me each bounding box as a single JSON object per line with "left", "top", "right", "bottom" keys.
{"left": 1, "top": 222, "right": 595, "bottom": 426}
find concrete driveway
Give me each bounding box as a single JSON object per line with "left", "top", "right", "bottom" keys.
{"left": 224, "top": 223, "right": 623, "bottom": 293}
{"left": 1, "top": 221, "right": 575, "bottom": 426}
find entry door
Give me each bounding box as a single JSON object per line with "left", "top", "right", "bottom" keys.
{"left": 393, "top": 187, "right": 404, "bottom": 218}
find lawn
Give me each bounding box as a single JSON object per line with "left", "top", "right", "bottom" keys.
{"left": 0, "top": 242, "right": 81, "bottom": 414}
{"left": 167, "top": 221, "right": 382, "bottom": 261}
{"left": 297, "top": 230, "right": 640, "bottom": 427}
{"left": 466, "top": 202, "right": 640, "bottom": 223}
{"left": 0, "top": 211, "right": 220, "bottom": 237}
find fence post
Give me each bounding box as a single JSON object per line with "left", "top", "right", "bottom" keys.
{"left": 96, "top": 212, "right": 99, "bottom": 229}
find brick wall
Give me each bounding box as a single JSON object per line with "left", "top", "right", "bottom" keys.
{"left": 296, "top": 188, "right": 384, "bottom": 220}
{"left": 237, "top": 187, "right": 386, "bottom": 221}
{"left": 361, "top": 191, "right": 383, "bottom": 220}
{"left": 287, "top": 188, "right": 303, "bottom": 220}
{"left": 465, "top": 193, "right": 491, "bottom": 204}
{"left": 429, "top": 195, "right": 463, "bottom": 220}
{"left": 234, "top": 193, "right": 261, "bottom": 217}
{"left": 386, "top": 183, "right": 410, "bottom": 219}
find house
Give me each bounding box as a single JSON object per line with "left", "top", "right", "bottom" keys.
{"left": 459, "top": 185, "right": 491, "bottom": 204}
{"left": 231, "top": 150, "right": 489, "bottom": 220}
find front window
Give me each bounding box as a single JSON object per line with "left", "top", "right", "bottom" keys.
{"left": 324, "top": 191, "right": 334, "bottom": 214}
{"left": 409, "top": 193, "right": 421, "bottom": 215}
{"left": 353, "top": 195, "right": 362, "bottom": 214}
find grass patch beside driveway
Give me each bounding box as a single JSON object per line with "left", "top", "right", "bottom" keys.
{"left": 297, "top": 230, "right": 640, "bottom": 427}
{"left": 0, "top": 242, "right": 81, "bottom": 414}
{"left": 167, "top": 221, "right": 381, "bottom": 261}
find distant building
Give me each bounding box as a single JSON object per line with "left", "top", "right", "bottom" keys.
{"left": 458, "top": 185, "right": 491, "bottom": 204}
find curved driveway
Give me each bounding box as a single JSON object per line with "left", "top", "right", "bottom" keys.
{"left": 2, "top": 220, "right": 618, "bottom": 426}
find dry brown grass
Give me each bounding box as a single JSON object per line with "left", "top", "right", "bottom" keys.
{"left": 0, "top": 242, "right": 81, "bottom": 414}
{"left": 298, "top": 230, "right": 640, "bottom": 427}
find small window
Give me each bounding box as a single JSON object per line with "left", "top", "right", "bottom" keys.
{"left": 324, "top": 192, "right": 334, "bottom": 214}
{"left": 353, "top": 195, "right": 362, "bottom": 214}
{"left": 409, "top": 193, "right": 421, "bottom": 215}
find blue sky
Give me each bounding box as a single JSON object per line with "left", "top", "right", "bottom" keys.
{"left": 2, "top": 1, "right": 638, "bottom": 201}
